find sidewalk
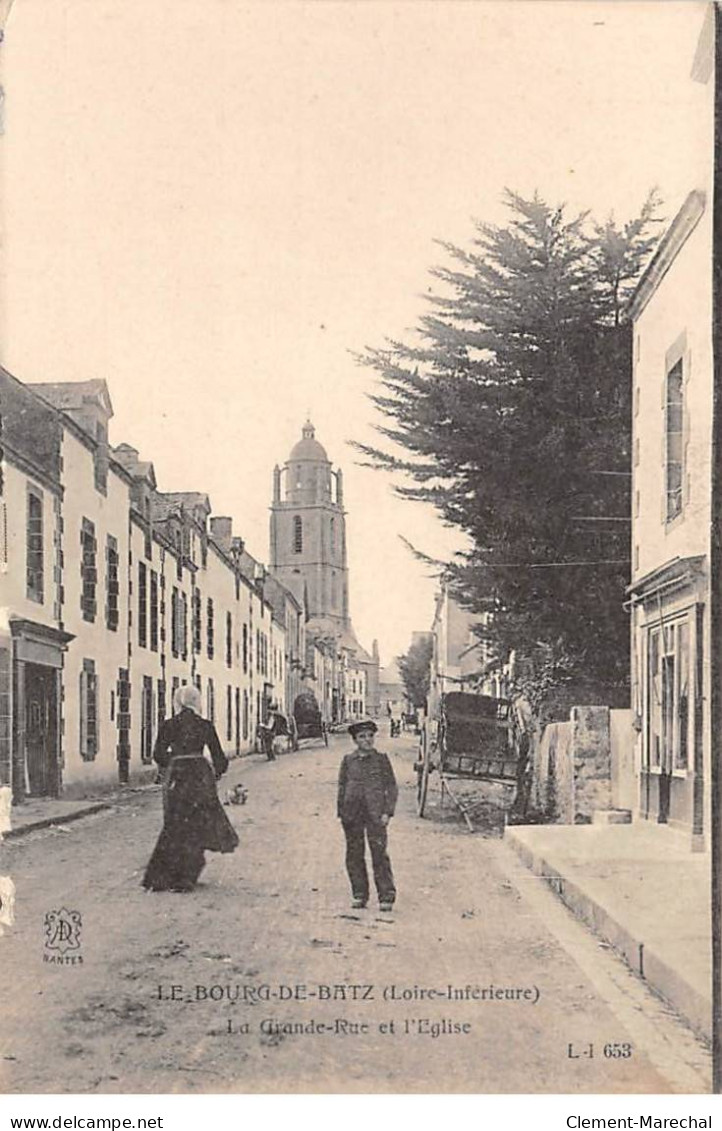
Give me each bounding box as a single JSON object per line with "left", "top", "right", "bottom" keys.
{"left": 2, "top": 784, "right": 158, "bottom": 840}
{"left": 1, "top": 746, "right": 277, "bottom": 840}
{"left": 504, "top": 821, "right": 711, "bottom": 1041}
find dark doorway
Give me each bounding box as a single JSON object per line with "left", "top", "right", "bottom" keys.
{"left": 141, "top": 676, "right": 154, "bottom": 765}
{"left": 24, "top": 663, "right": 58, "bottom": 797}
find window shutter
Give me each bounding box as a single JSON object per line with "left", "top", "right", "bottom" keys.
{"left": 79, "top": 670, "right": 88, "bottom": 758}
{"left": 88, "top": 671, "right": 98, "bottom": 758}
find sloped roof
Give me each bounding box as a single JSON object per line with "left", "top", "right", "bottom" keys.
{"left": 152, "top": 491, "right": 211, "bottom": 523}
{"left": 113, "top": 443, "right": 157, "bottom": 488}
{"left": 151, "top": 495, "right": 184, "bottom": 522}
{"left": 626, "top": 190, "right": 706, "bottom": 322}
{"left": 166, "top": 491, "right": 211, "bottom": 514}
{"left": 30, "top": 378, "right": 113, "bottom": 418}
{"left": 339, "top": 624, "right": 374, "bottom": 665}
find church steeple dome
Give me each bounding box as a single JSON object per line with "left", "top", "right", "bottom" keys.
{"left": 289, "top": 420, "right": 329, "bottom": 464}
{"left": 285, "top": 420, "right": 334, "bottom": 506}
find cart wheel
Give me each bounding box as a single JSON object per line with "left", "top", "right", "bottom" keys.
{"left": 323, "top": 723, "right": 329, "bottom": 747}
{"left": 417, "top": 725, "right": 431, "bottom": 817}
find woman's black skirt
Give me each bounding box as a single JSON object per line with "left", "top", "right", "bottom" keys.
{"left": 143, "top": 756, "right": 239, "bottom": 892}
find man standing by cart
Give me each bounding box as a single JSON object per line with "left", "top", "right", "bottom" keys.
{"left": 337, "top": 717, "right": 398, "bottom": 912}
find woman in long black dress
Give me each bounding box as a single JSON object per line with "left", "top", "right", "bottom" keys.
{"left": 143, "top": 685, "right": 239, "bottom": 892}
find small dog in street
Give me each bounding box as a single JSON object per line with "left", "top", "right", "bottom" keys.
{"left": 225, "top": 783, "right": 248, "bottom": 806}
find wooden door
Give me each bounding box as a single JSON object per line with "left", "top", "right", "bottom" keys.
{"left": 25, "top": 663, "right": 58, "bottom": 797}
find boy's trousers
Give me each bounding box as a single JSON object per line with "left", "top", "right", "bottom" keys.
{"left": 341, "top": 817, "right": 396, "bottom": 905}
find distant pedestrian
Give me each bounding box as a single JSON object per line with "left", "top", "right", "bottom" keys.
{"left": 143, "top": 685, "right": 239, "bottom": 893}
{"left": 336, "top": 717, "right": 398, "bottom": 912}
{"left": 258, "top": 702, "right": 289, "bottom": 760}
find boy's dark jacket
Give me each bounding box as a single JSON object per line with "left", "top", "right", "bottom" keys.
{"left": 337, "top": 748, "right": 398, "bottom": 823}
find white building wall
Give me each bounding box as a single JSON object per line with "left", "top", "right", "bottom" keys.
{"left": 128, "top": 519, "right": 165, "bottom": 778}
{"left": 4, "top": 460, "right": 59, "bottom": 627}
{"left": 630, "top": 189, "right": 714, "bottom": 836}
{"left": 3, "top": 375, "right": 289, "bottom": 803}
{"left": 59, "top": 432, "right": 131, "bottom": 791}
{"left": 346, "top": 664, "right": 366, "bottom": 718}
{"left": 632, "top": 206, "right": 713, "bottom": 583}
{"left": 430, "top": 588, "right": 476, "bottom": 701}
{"left": 125, "top": 521, "right": 282, "bottom": 769}
{"left": 193, "top": 542, "right": 234, "bottom": 751}
{"left": 270, "top": 618, "right": 286, "bottom": 715}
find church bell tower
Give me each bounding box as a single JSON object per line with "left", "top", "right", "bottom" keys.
{"left": 269, "top": 421, "right": 349, "bottom": 629}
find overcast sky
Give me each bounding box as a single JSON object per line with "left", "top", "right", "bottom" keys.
{"left": 1, "top": 0, "right": 710, "bottom": 665}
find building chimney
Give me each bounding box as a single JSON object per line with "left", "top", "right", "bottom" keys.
{"left": 113, "top": 443, "right": 140, "bottom": 468}
{"left": 210, "top": 516, "right": 233, "bottom": 553}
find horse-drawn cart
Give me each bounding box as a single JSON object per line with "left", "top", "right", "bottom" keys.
{"left": 291, "top": 691, "right": 329, "bottom": 750}
{"left": 416, "top": 691, "right": 522, "bottom": 831}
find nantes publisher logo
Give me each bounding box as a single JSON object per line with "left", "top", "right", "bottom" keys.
{"left": 43, "top": 908, "right": 83, "bottom": 965}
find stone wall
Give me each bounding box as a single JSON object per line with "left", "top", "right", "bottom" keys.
{"left": 533, "top": 721, "right": 573, "bottom": 824}
{"left": 533, "top": 705, "right": 614, "bottom": 824}
{"left": 571, "top": 705, "right": 612, "bottom": 821}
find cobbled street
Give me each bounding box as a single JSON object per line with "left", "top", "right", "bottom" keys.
{"left": 1, "top": 734, "right": 711, "bottom": 1094}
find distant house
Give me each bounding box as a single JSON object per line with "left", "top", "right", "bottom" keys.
{"left": 428, "top": 587, "right": 492, "bottom": 715}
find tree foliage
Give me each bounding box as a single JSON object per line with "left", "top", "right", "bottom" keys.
{"left": 356, "top": 190, "right": 661, "bottom": 690}
{"left": 398, "top": 635, "right": 433, "bottom": 709}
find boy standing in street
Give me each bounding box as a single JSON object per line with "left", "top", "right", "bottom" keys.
{"left": 337, "top": 717, "right": 398, "bottom": 912}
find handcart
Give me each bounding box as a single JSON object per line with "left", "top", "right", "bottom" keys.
{"left": 415, "top": 691, "right": 520, "bottom": 831}
{"left": 291, "top": 691, "right": 329, "bottom": 750}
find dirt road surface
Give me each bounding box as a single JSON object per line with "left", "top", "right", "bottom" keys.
{"left": 0, "top": 734, "right": 711, "bottom": 1093}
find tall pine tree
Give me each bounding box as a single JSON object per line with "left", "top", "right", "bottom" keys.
{"left": 355, "top": 191, "right": 660, "bottom": 694}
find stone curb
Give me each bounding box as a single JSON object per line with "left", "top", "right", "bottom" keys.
{"left": 504, "top": 826, "right": 711, "bottom": 1042}
{"left": 4, "top": 801, "right": 114, "bottom": 840}
{"left": 1, "top": 748, "right": 269, "bottom": 842}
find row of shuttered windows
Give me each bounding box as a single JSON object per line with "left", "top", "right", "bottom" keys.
{"left": 79, "top": 668, "right": 253, "bottom": 764}
{"left": 24, "top": 507, "right": 275, "bottom": 685}
{"left": 24, "top": 502, "right": 121, "bottom": 637}
{"left": 23, "top": 503, "right": 270, "bottom": 761}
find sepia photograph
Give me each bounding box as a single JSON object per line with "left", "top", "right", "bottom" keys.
{"left": 0, "top": 0, "right": 718, "bottom": 1100}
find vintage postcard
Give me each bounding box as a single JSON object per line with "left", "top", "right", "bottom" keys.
{"left": 0, "top": 0, "right": 715, "bottom": 1097}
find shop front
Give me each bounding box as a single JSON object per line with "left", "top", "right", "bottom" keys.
{"left": 629, "top": 556, "right": 706, "bottom": 847}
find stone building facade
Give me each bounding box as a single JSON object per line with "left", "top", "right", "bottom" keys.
{"left": 0, "top": 369, "right": 290, "bottom": 804}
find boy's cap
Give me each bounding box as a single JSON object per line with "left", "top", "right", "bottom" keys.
{"left": 348, "top": 716, "right": 378, "bottom": 736}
